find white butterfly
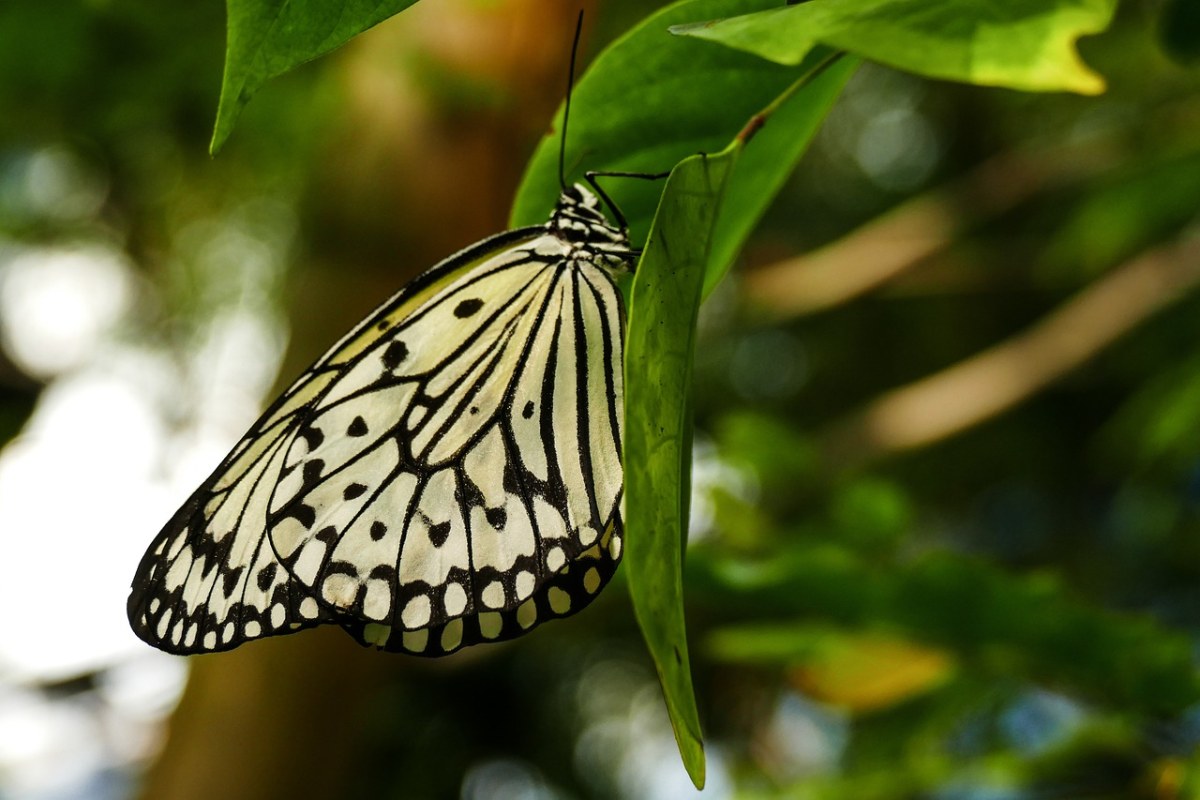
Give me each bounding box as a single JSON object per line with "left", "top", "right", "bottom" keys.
{"left": 128, "top": 183, "right": 634, "bottom": 655}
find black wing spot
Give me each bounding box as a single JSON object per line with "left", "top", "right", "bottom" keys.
{"left": 522, "top": 401, "right": 534, "bottom": 419}
{"left": 222, "top": 566, "right": 244, "bottom": 598}
{"left": 428, "top": 521, "right": 451, "bottom": 547}
{"left": 315, "top": 525, "right": 339, "bottom": 546}
{"left": 369, "top": 564, "right": 396, "bottom": 582}
{"left": 454, "top": 298, "right": 484, "bottom": 318}
{"left": 383, "top": 341, "right": 409, "bottom": 370}
{"left": 376, "top": 319, "right": 391, "bottom": 331}
{"left": 302, "top": 459, "right": 325, "bottom": 486}
{"left": 285, "top": 503, "right": 316, "bottom": 529}
{"left": 470, "top": 406, "right": 479, "bottom": 415}
{"left": 256, "top": 563, "right": 277, "bottom": 592}
{"left": 326, "top": 560, "right": 359, "bottom": 578}
{"left": 347, "top": 416, "right": 368, "bottom": 437}
{"left": 485, "top": 507, "right": 507, "bottom": 529}
{"left": 344, "top": 483, "right": 368, "bottom": 500}
{"left": 501, "top": 458, "right": 523, "bottom": 495}
{"left": 301, "top": 426, "right": 325, "bottom": 451}
{"left": 370, "top": 521, "right": 387, "bottom": 541}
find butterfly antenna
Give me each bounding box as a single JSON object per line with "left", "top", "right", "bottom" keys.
{"left": 559, "top": 9, "right": 585, "bottom": 192}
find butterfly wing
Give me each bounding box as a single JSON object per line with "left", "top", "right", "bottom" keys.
{"left": 128, "top": 226, "right": 626, "bottom": 655}
{"left": 267, "top": 235, "right": 626, "bottom": 655}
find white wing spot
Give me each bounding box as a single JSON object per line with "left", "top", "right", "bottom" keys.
{"left": 203, "top": 631, "right": 216, "bottom": 649}
{"left": 222, "top": 621, "right": 235, "bottom": 643}
{"left": 515, "top": 570, "right": 535, "bottom": 601}
{"left": 548, "top": 587, "right": 571, "bottom": 615}
{"left": 245, "top": 620, "right": 261, "bottom": 637}
{"left": 149, "top": 599, "right": 160, "bottom": 614}
{"left": 444, "top": 583, "right": 467, "bottom": 616}
{"left": 299, "top": 597, "right": 319, "bottom": 619}
{"left": 441, "top": 618, "right": 464, "bottom": 652}
{"left": 185, "top": 625, "right": 198, "bottom": 648}
{"left": 479, "top": 612, "right": 503, "bottom": 639}
{"left": 166, "top": 531, "right": 187, "bottom": 560}
{"left": 402, "top": 595, "right": 431, "bottom": 628}
{"left": 156, "top": 610, "right": 171, "bottom": 639}
{"left": 270, "top": 604, "right": 286, "bottom": 629}
{"left": 482, "top": 581, "right": 505, "bottom": 609}
{"left": 578, "top": 525, "right": 598, "bottom": 546}
{"left": 516, "top": 599, "right": 537, "bottom": 629}
{"left": 584, "top": 567, "right": 601, "bottom": 594}
{"left": 609, "top": 533, "right": 622, "bottom": 560}
{"left": 546, "top": 546, "right": 565, "bottom": 573}
{"left": 322, "top": 574, "right": 358, "bottom": 609}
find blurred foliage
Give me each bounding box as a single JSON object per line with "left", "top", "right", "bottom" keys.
{"left": 2, "top": 0, "right": 1200, "bottom": 799}
{"left": 1159, "top": 0, "right": 1200, "bottom": 64}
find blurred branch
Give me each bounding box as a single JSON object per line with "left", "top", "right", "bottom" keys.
{"left": 819, "top": 233, "right": 1200, "bottom": 468}
{"left": 137, "top": 630, "right": 390, "bottom": 800}
{"left": 744, "top": 142, "right": 1114, "bottom": 316}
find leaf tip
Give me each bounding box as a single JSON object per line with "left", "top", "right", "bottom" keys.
{"left": 667, "top": 20, "right": 715, "bottom": 37}
{"left": 681, "top": 735, "right": 706, "bottom": 789}
{"left": 209, "top": 86, "right": 241, "bottom": 156}
{"left": 1071, "top": 67, "right": 1107, "bottom": 96}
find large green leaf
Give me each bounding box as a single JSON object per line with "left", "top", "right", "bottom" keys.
{"left": 624, "top": 146, "right": 739, "bottom": 789}
{"left": 672, "top": 0, "right": 1116, "bottom": 95}
{"left": 510, "top": 0, "right": 852, "bottom": 256}
{"left": 211, "top": 0, "right": 421, "bottom": 153}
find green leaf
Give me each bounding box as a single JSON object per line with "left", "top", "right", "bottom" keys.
{"left": 703, "top": 54, "right": 856, "bottom": 295}
{"left": 211, "top": 0, "right": 421, "bottom": 153}
{"left": 672, "top": 0, "right": 1116, "bottom": 95}
{"left": 511, "top": 0, "right": 856, "bottom": 290}
{"left": 623, "top": 146, "right": 741, "bottom": 790}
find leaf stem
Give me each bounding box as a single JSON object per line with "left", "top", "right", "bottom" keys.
{"left": 738, "top": 50, "right": 847, "bottom": 145}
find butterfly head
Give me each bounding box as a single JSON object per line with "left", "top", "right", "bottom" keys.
{"left": 552, "top": 184, "right": 637, "bottom": 275}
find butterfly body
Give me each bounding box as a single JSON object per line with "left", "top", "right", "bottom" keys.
{"left": 129, "top": 184, "right": 635, "bottom": 656}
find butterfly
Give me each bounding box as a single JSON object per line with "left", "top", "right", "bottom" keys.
{"left": 127, "top": 180, "right": 637, "bottom": 656}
